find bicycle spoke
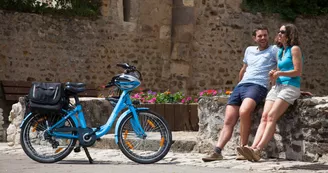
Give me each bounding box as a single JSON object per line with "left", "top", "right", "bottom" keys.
{"left": 119, "top": 111, "right": 172, "bottom": 163}
{"left": 21, "top": 112, "right": 76, "bottom": 163}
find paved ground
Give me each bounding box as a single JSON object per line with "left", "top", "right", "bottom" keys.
{"left": 1, "top": 143, "right": 328, "bottom": 173}
{"left": 0, "top": 153, "right": 253, "bottom": 173}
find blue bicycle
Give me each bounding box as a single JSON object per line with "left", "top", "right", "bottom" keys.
{"left": 20, "top": 63, "right": 172, "bottom": 164}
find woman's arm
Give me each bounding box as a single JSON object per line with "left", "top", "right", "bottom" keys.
{"left": 273, "top": 46, "right": 302, "bottom": 78}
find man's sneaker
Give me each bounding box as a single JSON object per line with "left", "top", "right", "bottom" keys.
{"left": 202, "top": 152, "right": 223, "bottom": 162}
{"left": 243, "top": 147, "right": 261, "bottom": 162}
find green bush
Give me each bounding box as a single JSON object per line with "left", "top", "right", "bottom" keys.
{"left": 241, "top": 0, "right": 328, "bottom": 21}
{"left": 0, "top": 0, "right": 101, "bottom": 17}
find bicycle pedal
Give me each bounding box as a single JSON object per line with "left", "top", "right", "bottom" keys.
{"left": 74, "top": 147, "right": 81, "bottom": 153}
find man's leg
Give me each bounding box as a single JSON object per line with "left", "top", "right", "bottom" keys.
{"left": 239, "top": 84, "right": 268, "bottom": 146}
{"left": 216, "top": 105, "right": 240, "bottom": 149}
{"left": 202, "top": 85, "right": 242, "bottom": 162}
{"left": 239, "top": 98, "right": 257, "bottom": 146}
{"left": 202, "top": 105, "right": 239, "bottom": 162}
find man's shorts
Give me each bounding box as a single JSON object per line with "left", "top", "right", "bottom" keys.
{"left": 266, "top": 84, "right": 300, "bottom": 104}
{"left": 227, "top": 83, "right": 268, "bottom": 106}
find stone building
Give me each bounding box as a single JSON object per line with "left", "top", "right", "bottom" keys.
{"left": 0, "top": 0, "right": 327, "bottom": 95}
{"left": 0, "top": 0, "right": 328, "bottom": 135}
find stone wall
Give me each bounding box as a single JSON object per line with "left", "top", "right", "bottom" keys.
{"left": 0, "top": 0, "right": 173, "bottom": 92}
{"left": 188, "top": 0, "right": 328, "bottom": 95}
{"left": 1, "top": 0, "right": 328, "bottom": 97}
{"left": 195, "top": 96, "right": 328, "bottom": 162}
{"left": 0, "top": 108, "right": 5, "bottom": 141}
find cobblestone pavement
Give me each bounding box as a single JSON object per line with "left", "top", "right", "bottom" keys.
{"left": 1, "top": 143, "right": 328, "bottom": 173}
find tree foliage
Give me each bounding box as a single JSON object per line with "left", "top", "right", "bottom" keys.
{"left": 241, "top": 0, "right": 328, "bottom": 21}
{"left": 0, "top": 0, "right": 101, "bottom": 17}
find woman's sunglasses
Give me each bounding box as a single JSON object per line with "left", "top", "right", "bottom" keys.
{"left": 278, "top": 30, "right": 286, "bottom": 34}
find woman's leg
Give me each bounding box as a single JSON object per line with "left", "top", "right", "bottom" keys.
{"left": 251, "top": 100, "right": 274, "bottom": 148}
{"left": 255, "top": 98, "right": 290, "bottom": 150}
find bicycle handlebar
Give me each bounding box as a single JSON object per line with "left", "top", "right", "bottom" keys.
{"left": 104, "top": 63, "right": 141, "bottom": 88}
{"left": 116, "top": 63, "right": 136, "bottom": 70}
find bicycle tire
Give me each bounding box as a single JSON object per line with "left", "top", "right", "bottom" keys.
{"left": 117, "top": 110, "right": 172, "bottom": 164}
{"left": 20, "top": 112, "right": 77, "bottom": 163}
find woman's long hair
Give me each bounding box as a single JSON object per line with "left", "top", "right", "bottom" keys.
{"left": 275, "top": 23, "right": 301, "bottom": 48}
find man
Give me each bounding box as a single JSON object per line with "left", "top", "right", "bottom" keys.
{"left": 202, "top": 26, "right": 278, "bottom": 162}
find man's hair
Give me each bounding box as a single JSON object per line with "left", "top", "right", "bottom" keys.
{"left": 252, "top": 25, "right": 269, "bottom": 36}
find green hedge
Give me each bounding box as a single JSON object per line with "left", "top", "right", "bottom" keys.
{"left": 241, "top": 0, "right": 328, "bottom": 21}
{"left": 0, "top": 0, "right": 101, "bottom": 17}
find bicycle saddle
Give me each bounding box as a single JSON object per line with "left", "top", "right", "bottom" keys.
{"left": 65, "top": 82, "right": 86, "bottom": 94}
{"left": 65, "top": 85, "right": 86, "bottom": 93}
{"left": 65, "top": 82, "right": 86, "bottom": 87}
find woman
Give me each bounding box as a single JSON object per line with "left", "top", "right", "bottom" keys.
{"left": 237, "top": 23, "right": 303, "bottom": 162}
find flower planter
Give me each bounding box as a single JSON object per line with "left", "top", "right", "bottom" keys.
{"left": 139, "top": 103, "right": 198, "bottom": 131}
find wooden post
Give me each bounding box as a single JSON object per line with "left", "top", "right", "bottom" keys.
{"left": 164, "top": 104, "right": 175, "bottom": 131}
{"left": 174, "top": 104, "right": 190, "bottom": 131}
{"left": 189, "top": 104, "right": 199, "bottom": 131}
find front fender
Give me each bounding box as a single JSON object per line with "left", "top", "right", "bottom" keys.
{"left": 114, "top": 107, "right": 149, "bottom": 143}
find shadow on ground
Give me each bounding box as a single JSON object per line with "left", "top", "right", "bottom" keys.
{"left": 58, "top": 160, "right": 178, "bottom": 165}
{"left": 280, "top": 163, "right": 328, "bottom": 171}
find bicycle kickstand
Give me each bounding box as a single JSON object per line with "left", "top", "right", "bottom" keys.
{"left": 83, "top": 147, "right": 94, "bottom": 164}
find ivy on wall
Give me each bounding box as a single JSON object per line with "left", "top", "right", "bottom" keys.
{"left": 0, "top": 0, "right": 101, "bottom": 17}
{"left": 241, "top": 0, "right": 328, "bottom": 21}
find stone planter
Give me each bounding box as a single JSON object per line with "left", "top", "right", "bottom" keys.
{"left": 195, "top": 96, "right": 328, "bottom": 162}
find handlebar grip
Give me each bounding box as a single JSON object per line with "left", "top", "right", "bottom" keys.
{"left": 117, "top": 63, "right": 129, "bottom": 69}
{"left": 105, "top": 82, "right": 114, "bottom": 88}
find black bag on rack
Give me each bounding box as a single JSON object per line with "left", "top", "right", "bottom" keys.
{"left": 28, "top": 82, "right": 67, "bottom": 113}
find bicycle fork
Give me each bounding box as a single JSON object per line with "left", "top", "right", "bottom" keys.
{"left": 129, "top": 106, "right": 147, "bottom": 139}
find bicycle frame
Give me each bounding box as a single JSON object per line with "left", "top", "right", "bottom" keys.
{"left": 21, "top": 90, "right": 149, "bottom": 144}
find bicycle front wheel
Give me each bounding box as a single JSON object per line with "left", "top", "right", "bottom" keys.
{"left": 20, "top": 112, "right": 77, "bottom": 163}
{"left": 117, "top": 110, "right": 172, "bottom": 164}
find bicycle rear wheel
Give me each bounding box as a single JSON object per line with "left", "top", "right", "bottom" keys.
{"left": 20, "top": 112, "right": 77, "bottom": 163}
{"left": 117, "top": 110, "right": 172, "bottom": 164}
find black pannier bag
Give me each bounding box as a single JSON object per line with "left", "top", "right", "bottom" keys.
{"left": 28, "top": 82, "right": 67, "bottom": 113}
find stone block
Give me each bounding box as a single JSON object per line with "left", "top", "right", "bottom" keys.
{"left": 173, "top": 0, "right": 184, "bottom": 7}
{"left": 173, "top": 24, "right": 193, "bottom": 43}
{"left": 170, "top": 63, "right": 190, "bottom": 77}
{"left": 100, "top": 0, "right": 110, "bottom": 17}
{"left": 183, "top": 0, "right": 194, "bottom": 7}
{"left": 159, "top": 40, "right": 172, "bottom": 59}
{"left": 172, "top": 7, "right": 195, "bottom": 25}
{"left": 171, "top": 43, "right": 191, "bottom": 61}
{"left": 225, "top": 0, "right": 242, "bottom": 13}
{"left": 79, "top": 98, "right": 114, "bottom": 128}
{"left": 159, "top": 25, "right": 171, "bottom": 40}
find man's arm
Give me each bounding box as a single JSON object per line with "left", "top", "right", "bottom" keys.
{"left": 239, "top": 63, "right": 247, "bottom": 81}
